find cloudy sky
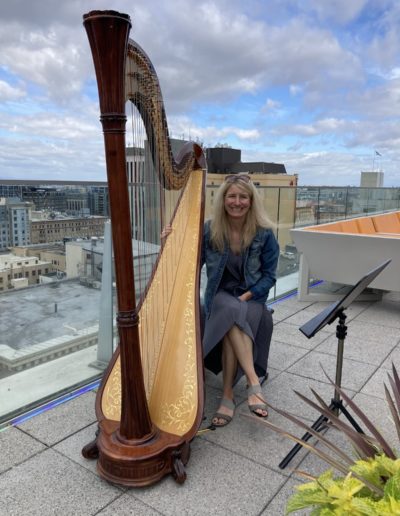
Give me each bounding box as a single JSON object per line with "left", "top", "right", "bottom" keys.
{"left": 1, "top": 0, "right": 399, "bottom": 186}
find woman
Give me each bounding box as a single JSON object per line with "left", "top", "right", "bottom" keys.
{"left": 202, "top": 174, "right": 279, "bottom": 427}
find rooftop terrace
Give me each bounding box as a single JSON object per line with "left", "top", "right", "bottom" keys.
{"left": 1, "top": 289, "right": 399, "bottom": 515}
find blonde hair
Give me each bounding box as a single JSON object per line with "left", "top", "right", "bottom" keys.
{"left": 210, "top": 179, "right": 274, "bottom": 253}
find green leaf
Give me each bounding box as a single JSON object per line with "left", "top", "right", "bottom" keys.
{"left": 376, "top": 455, "right": 400, "bottom": 477}
{"left": 286, "top": 489, "right": 331, "bottom": 513}
{"left": 312, "top": 508, "right": 336, "bottom": 515}
{"left": 386, "top": 496, "right": 400, "bottom": 514}
{"left": 384, "top": 470, "right": 400, "bottom": 501}
{"left": 351, "top": 497, "right": 392, "bottom": 515}
{"left": 351, "top": 457, "right": 386, "bottom": 491}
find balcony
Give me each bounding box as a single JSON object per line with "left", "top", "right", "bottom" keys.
{"left": 0, "top": 182, "right": 399, "bottom": 513}
{"left": 1, "top": 288, "right": 399, "bottom": 514}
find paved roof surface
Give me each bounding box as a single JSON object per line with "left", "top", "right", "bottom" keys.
{"left": 1, "top": 290, "right": 399, "bottom": 514}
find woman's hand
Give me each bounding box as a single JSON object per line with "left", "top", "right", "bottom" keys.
{"left": 160, "top": 224, "right": 173, "bottom": 241}
{"left": 238, "top": 291, "right": 253, "bottom": 302}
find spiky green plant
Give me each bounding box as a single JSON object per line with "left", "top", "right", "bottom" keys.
{"left": 247, "top": 364, "right": 400, "bottom": 515}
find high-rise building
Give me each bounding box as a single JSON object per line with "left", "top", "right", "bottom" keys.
{"left": 87, "top": 186, "right": 109, "bottom": 216}
{"left": 0, "top": 197, "right": 32, "bottom": 251}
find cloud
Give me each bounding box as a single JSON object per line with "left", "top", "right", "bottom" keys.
{"left": 0, "top": 0, "right": 399, "bottom": 187}
{"left": 168, "top": 115, "right": 260, "bottom": 144}
{"left": 0, "top": 79, "right": 26, "bottom": 101}
{"left": 303, "top": 0, "right": 368, "bottom": 25}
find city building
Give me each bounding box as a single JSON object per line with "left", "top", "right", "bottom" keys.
{"left": 0, "top": 180, "right": 110, "bottom": 217}
{"left": 87, "top": 186, "right": 109, "bottom": 216}
{"left": 21, "top": 186, "right": 67, "bottom": 212}
{"left": 30, "top": 215, "right": 107, "bottom": 244}
{"left": 65, "top": 237, "right": 105, "bottom": 281}
{"left": 10, "top": 243, "right": 66, "bottom": 275}
{"left": 64, "top": 186, "right": 90, "bottom": 216}
{"left": 0, "top": 197, "right": 32, "bottom": 251}
{"left": 0, "top": 253, "right": 53, "bottom": 291}
{"left": 360, "top": 171, "right": 384, "bottom": 187}
{"left": 206, "top": 146, "right": 290, "bottom": 176}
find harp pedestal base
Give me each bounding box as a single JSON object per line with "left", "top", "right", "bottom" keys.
{"left": 95, "top": 420, "right": 190, "bottom": 487}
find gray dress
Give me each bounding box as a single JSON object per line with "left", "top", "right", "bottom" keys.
{"left": 203, "top": 249, "right": 273, "bottom": 383}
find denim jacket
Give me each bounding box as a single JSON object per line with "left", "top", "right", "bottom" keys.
{"left": 201, "top": 220, "right": 279, "bottom": 318}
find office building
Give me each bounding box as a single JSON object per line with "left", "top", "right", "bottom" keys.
{"left": 0, "top": 197, "right": 32, "bottom": 251}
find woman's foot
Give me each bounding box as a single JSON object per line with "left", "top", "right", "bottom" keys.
{"left": 247, "top": 384, "right": 268, "bottom": 418}
{"left": 212, "top": 398, "right": 235, "bottom": 427}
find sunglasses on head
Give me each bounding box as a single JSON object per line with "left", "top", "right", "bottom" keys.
{"left": 224, "top": 174, "right": 251, "bottom": 184}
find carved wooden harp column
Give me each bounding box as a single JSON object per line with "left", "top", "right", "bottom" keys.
{"left": 82, "top": 10, "right": 206, "bottom": 486}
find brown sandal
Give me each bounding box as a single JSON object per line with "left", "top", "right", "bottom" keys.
{"left": 212, "top": 398, "right": 236, "bottom": 427}
{"left": 248, "top": 384, "right": 268, "bottom": 418}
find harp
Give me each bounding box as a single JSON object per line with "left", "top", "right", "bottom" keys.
{"left": 82, "top": 10, "right": 206, "bottom": 486}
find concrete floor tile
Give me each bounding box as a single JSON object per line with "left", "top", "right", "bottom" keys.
{"left": 0, "top": 425, "right": 46, "bottom": 474}
{"left": 351, "top": 392, "right": 398, "bottom": 449}
{"left": 202, "top": 407, "right": 309, "bottom": 475}
{"left": 272, "top": 297, "right": 314, "bottom": 310}
{"left": 98, "top": 493, "right": 162, "bottom": 515}
{"left": 341, "top": 319, "right": 399, "bottom": 344}
{"left": 268, "top": 342, "right": 311, "bottom": 371}
{"left": 361, "top": 367, "right": 396, "bottom": 400}
{"left": 316, "top": 332, "right": 397, "bottom": 366}
{"left": 266, "top": 371, "right": 356, "bottom": 422}
{"left": 284, "top": 310, "right": 337, "bottom": 331}
{"left": 287, "top": 351, "right": 377, "bottom": 392}
{"left": 54, "top": 422, "right": 100, "bottom": 475}
{"left": 0, "top": 448, "right": 121, "bottom": 515}
{"left": 269, "top": 307, "right": 298, "bottom": 322}
{"left": 272, "top": 321, "right": 330, "bottom": 350}
{"left": 355, "top": 300, "right": 400, "bottom": 329}
{"left": 262, "top": 477, "right": 306, "bottom": 515}
{"left": 16, "top": 391, "right": 96, "bottom": 446}
{"left": 132, "top": 438, "right": 287, "bottom": 516}
{"left": 382, "top": 345, "right": 400, "bottom": 370}
{"left": 296, "top": 425, "right": 353, "bottom": 479}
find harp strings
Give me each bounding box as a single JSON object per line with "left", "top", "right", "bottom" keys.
{"left": 126, "top": 77, "right": 189, "bottom": 395}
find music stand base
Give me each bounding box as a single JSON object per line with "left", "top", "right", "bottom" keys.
{"left": 278, "top": 397, "right": 363, "bottom": 470}
{"left": 277, "top": 261, "right": 390, "bottom": 470}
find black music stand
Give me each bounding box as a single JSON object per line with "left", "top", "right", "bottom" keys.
{"left": 279, "top": 259, "right": 391, "bottom": 469}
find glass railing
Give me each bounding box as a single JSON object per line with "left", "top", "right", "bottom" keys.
{"left": 0, "top": 181, "right": 399, "bottom": 424}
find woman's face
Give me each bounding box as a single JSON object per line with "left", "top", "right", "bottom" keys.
{"left": 224, "top": 184, "right": 251, "bottom": 221}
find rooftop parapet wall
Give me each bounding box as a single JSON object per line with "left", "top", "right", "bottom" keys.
{"left": 305, "top": 211, "right": 400, "bottom": 236}
{"left": 0, "top": 325, "right": 100, "bottom": 372}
